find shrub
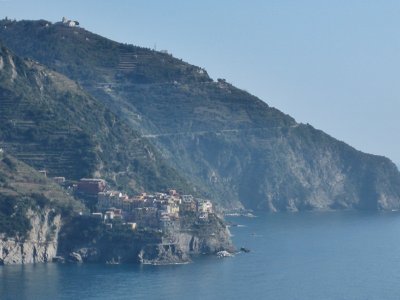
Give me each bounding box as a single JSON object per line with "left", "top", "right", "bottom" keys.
{"left": 3, "top": 156, "right": 16, "bottom": 171}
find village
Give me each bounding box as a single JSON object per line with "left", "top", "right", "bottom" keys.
{"left": 1, "top": 145, "right": 216, "bottom": 234}
{"left": 53, "top": 176, "right": 214, "bottom": 233}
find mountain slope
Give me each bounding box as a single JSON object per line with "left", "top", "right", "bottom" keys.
{"left": 1, "top": 19, "right": 400, "bottom": 211}
{"left": 0, "top": 41, "right": 192, "bottom": 194}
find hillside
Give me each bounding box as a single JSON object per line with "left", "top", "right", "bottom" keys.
{"left": 0, "top": 152, "right": 83, "bottom": 237}
{"left": 0, "top": 152, "right": 84, "bottom": 264}
{"left": 1, "top": 19, "right": 400, "bottom": 211}
{"left": 0, "top": 40, "right": 193, "bottom": 195}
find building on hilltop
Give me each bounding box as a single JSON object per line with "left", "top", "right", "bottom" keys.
{"left": 61, "top": 17, "right": 79, "bottom": 27}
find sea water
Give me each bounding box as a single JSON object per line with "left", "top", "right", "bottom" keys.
{"left": 2, "top": 211, "right": 400, "bottom": 300}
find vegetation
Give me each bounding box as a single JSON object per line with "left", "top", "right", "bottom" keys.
{"left": 0, "top": 194, "right": 32, "bottom": 237}
{"left": 58, "top": 214, "right": 163, "bottom": 263}
{"left": 0, "top": 154, "right": 84, "bottom": 237}
{"left": 0, "top": 41, "right": 193, "bottom": 195}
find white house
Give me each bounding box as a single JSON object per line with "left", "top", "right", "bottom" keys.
{"left": 61, "top": 17, "right": 79, "bottom": 27}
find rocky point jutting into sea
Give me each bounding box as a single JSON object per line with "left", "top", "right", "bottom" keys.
{"left": 57, "top": 178, "right": 234, "bottom": 265}
{"left": 0, "top": 153, "right": 233, "bottom": 265}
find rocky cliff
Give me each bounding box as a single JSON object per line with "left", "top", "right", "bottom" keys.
{"left": 0, "top": 208, "right": 61, "bottom": 264}
{"left": 139, "top": 214, "right": 234, "bottom": 264}
{"left": 0, "top": 153, "right": 84, "bottom": 265}
{"left": 0, "top": 150, "right": 233, "bottom": 266}
{"left": 58, "top": 213, "right": 233, "bottom": 265}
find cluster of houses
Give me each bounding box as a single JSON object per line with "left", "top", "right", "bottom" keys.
{"left": 74, "top": 178, "right": 214, "bottom": 231}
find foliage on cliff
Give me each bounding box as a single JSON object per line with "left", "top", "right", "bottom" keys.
{"left": 58, "top": 215, "right": 164, "bottom": 263}
{"left": 0, "top": 154, "right": 83, "bottom": 237}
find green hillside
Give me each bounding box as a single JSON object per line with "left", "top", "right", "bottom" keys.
{"left": 1, "top": 19, "right": 400, "bottom": 211}
{"left": 0, "top": 152, "right": 83, "bottom": 237}
{"left": 0, "top": 41, "right": 192, "bottom": 194}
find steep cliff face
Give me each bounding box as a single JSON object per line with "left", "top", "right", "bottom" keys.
{"left": 139, "top": 214, "right": 234, "bottom": 264}
{"left": 58, "top": 213, "right": 233, "bottom": 265}
{"left": 177, "top": 213, "right": 234, "bottom": 254}
{"left": 0, "top": 154, "right": 84, "bottom": 265}
{"left": 0, "top": 208, "right": 61, "bottom": 264}
{"left": 176, "top": 124, "right": 400, "bottom": 212}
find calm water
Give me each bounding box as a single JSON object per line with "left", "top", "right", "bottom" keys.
{"left": 2, "top": 211, "right": 400, "bottom": 299}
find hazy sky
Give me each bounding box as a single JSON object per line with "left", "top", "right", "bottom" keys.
{"left": 1, "top": 0, "right": 399, "bottom": 163}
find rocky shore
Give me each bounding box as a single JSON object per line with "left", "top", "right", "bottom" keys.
{"left": 56, "top": 213, "right": 234, "bottom": 265}
{"left": 1, "top": 210, "right": 233, "bottom": 265}
{"left": 0, "top": 208, "right": 62, "bottom": 264}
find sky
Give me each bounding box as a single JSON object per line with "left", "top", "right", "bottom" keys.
{"left": 1, "top": 0, "right": 400, "bottom": 163}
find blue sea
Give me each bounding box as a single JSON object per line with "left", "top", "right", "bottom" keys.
{"left": 2, "top": 211, "right": 400, "bottom": 300}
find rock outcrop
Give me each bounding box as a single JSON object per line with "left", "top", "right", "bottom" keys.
{"left": 0, "top": 153, "right": 84, "bottom": 265}
{"left": 58, "top": 213, "right": 234, "bottom": 265}
{"left": 138, "top": 244, "right": 190, "bottom": 265}
{"left": 138, "top": 214, "right": 234, "bottom": 264}
{"left": 0, "top": 209, "right": 61, "bottom": 264}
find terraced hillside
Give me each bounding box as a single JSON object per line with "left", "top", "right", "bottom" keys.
{"left": 0, "top": 42, "right": 192, "bottom": 194}
{"left": 1, "top": 19, "right": 400, "bottom": 211}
